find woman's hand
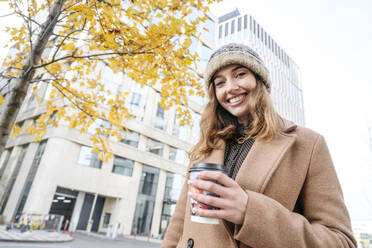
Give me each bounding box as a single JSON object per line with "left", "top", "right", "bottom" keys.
{"left": 188, "top": 170, "right": 248, "bottom": 225}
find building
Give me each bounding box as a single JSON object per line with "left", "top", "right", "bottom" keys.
{"left": 352, "top": 220, "right": 372, "bottom": 248}
{"left": 0, "top": 7, "right": 304, "bottom": 239}
{"left": 0, "top": 12, "right": 214, "bottom": 238}
{"left": 215, "top": 9, "right": 305, "bottom": 125}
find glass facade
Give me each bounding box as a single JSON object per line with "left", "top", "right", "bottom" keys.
{"left": 159, "top": 172, "right": 184, "bottom": 236}
{"left": 0, "top": 145, "right": 28, "bottom": 214}
{"left": 112, "top": 156, "right": 134, "bottom": 177}
{"left": 217, "top": 10, "right": 304, "bottom": 125}
{"left": 131, "top": 165, "right": 159, "bottom": 236}
{"left": 77, "top": 146, "right": 102, "bottom": 169}
{"left": 0, "top": 147, "right": 13, "bottom": 179}
{"left": 14, "top": 140, "right": 47, "bottom": 218}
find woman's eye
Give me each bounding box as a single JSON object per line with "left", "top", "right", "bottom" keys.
{"left": 214, "top": 81, "right": 224, "bottom": 87}
{"left": 236, "top": 72, "right": 246, "bottom": 78}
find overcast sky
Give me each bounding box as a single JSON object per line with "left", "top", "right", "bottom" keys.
{"left": 211, "top": 0, "right": 372, "bottom": 221}
{"left": 1, "top": 1, "right": 372, "bottom": 222}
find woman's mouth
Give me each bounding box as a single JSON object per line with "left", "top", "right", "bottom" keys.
{"left": 228, "top": 94, "right": 246, "bottom": 105}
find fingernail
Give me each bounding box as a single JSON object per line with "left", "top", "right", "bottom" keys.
{"left": 187, "top": 180, "right": 192, "bottom": 185}
{"left": 188, "top": 192, "right": 192, "bottom": 197}
{"left": 192, "top": 207, "right": 198, "bottom": 214}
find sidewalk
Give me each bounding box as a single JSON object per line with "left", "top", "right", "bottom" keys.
{"left": 0, "top": 225, "right": 73, "bottom": 242}
{"left": 75, "top": 230, "right": 162, "bottom": 244}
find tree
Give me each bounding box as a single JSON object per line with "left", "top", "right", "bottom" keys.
{"left": 0, "top": 0, "right": 218, "bottom": 161}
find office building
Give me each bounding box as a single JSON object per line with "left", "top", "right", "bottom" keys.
{"left": 0, "top": 8, "right": 304, "bottom": 239}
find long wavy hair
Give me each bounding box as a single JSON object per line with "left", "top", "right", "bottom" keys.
{"left": 189, "top": 73, "right": 283, "bottom": 161}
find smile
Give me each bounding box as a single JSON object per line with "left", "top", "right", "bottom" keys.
{"left": 228, "top": 94, "right": 245, "bottom": 104}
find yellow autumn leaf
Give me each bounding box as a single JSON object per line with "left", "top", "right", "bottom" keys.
{"left": 61, "top": 43, "right": 75, "bottom": 51}
{"left": 10, "top": 124, "right": 22, "bottom": 138}
{"left": 0, "top": 94, "right": 5, "bottom": 105}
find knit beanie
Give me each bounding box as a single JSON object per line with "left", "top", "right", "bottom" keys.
{"left": 204, "top": 43, "right": 271, "bottom": 91}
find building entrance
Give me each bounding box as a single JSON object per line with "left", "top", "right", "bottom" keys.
{"left": 76, "top": 193, "right": 106, "bottom": 232}
{"left": 49, "top": 187, "right": 78, "bottom": 230}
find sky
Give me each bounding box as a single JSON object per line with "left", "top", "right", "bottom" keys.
{"left": 210, "top": 0, "right": 372, "bottom": 221}
{"left": 0, "top": 1, "right": 372, "bottom": 222}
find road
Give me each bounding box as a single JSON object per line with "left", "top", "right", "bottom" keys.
{"left": 0, "top": 232, "right": 162, "bottom": 248}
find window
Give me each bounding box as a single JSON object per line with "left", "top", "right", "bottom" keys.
{"left": 146, "top": 138, "right": 164, "bottom": 156}
{"left": 77, "top": 146, "right": 102, "bottom": 169}
{"left": 121, "top": 129, "right": 139, "bottom": 147}
{"left": 169, "top": 147, "right": 187, "bottom": 164}
{"left": 224, "top": 23, "right": 228, "bottom": 36}
{"left": 0, "top": 145, "right": 28, "bottom": 214}
{"left": 231, "top": 20, "right": 235, "bottom": 34}
{"left": 88, "top": 119, "right": 111, "bottom": 137}
{"left": 130, "top": 92, "right": 141, "bottom": 106}
{"left": 15, "top": 140, "right": 47, "bottom": 217}
{"left": 103, "top": 213, "right": 111, "bottom": 228}
{"left": 131, "top": 165, "right": 159, "bottom": 235}
{"left": 159, "top": 173, "right": 184, "bottom": 235}
{"left": 237, "top": 17, "right": 242, "bottom": 31}
{"left": 244, "top": 15, "right": 248, "bottom": 29}
{"left": 218, "top": 25, "right": 223, "bottom": 39}
{"left": 156, "top": 104, "right": 164, "bottom": 119}
{"left": 152, "top": 96, "right": 167, "bottom": 130}
{"left": 253, "top": 19, "right": 256, "bottom": 35}
{"left": 112, "top": 156, "right": 134, "bottom": 176}
{"left": 0, "top": 147, "right": 13, "bottom": 179}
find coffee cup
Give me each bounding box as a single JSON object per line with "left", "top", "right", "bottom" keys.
{"left": 189, "top": 162, "right": 225, "bottom": 224}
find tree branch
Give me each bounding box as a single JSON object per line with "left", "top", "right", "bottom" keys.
{"left": 0, "top": 11, "right": 16, "bottom": 18}
{"left": 34, "top": 50, "right": 154, "bottom": 69}
{"left": 43, "top": 67, "right": 96, "bottom": 105}
{"left": 26, "top": 0, "right": 33, "bottom": 53}
{"left": 51, "top": 18, "right": 87, "bottom": 62}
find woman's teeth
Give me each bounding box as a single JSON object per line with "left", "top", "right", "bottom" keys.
{"left": 229, "top": 95, "right": 243, "bottom": 103}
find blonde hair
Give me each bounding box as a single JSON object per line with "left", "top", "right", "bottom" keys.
{"left": 189, "top": 76, "right": 283, "bottom": 161}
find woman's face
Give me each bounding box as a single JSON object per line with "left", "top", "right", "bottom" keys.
{"left": 213, "top": 64, "right": 257, "bottom": 125}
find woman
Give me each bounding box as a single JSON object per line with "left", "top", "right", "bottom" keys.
{"left": 162, "top": 43, "right": 356, "bottom": 248}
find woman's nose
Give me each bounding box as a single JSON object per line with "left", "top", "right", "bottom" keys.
{"left": 225, "top": 79, "right": 239, "bottom": 92}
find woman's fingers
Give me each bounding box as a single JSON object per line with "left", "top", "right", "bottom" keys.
{"left": 188, "top": 191, "right": 230, "bottom": 209}
{"left": 197, "top": 170, "right": 235, "bottom": 187}
{"left": 188, "top": 178, "right": 229, "bottom": 198}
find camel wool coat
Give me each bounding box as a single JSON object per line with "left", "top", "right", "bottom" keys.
{"left": 162, "top": 120, "right": 357, "bottom": 248}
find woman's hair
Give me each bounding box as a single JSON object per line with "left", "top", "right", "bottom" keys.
{"left": 189, "top": 74, "right": 283, "bottom": 161}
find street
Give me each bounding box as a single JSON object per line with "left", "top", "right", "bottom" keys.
{"left": 0, "top": 232, "right": 161, "bottom": 248}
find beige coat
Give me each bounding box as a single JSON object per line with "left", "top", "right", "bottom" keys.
{"left": 162, "top": 121, "right": 357, "bottom": 248}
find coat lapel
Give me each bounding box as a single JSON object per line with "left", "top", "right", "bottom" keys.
{"left": 235, "top": 120, "right": 297, "bottom": 193}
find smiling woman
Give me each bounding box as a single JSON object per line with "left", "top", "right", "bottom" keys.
{"left": 161, "top": 43, "right": 357, "bottom": 248}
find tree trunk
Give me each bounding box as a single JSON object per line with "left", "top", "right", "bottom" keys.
{"left": 0, "top": 0, "right": 66, "bottom": 156}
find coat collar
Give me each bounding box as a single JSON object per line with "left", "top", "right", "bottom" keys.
{"left": 198, "top": 119, "right": 297, "bottom": 193}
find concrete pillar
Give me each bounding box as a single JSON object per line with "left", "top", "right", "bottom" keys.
{"left": 151, "top": 169, "right": 166, "bottom": 237}
{"left": 86, "top": 193, "right": 97, "bottom": 232}
{"left": 70, "top": 191, "right": 84, "bottom": 232}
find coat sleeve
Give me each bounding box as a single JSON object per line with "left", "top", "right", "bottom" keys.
{"left": 233, "top": 135, "right": 357, "bottom": 248}
{"left": 161, "top": 174, "right": 189, "bottom": 248}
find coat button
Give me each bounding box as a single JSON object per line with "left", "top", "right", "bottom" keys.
{"left": 187, "top": 238, "right": 194, "bottom": 248}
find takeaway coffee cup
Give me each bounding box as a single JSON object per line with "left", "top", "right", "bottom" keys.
{"left": 189, "top": 162, "right": 225, "bottom": 224}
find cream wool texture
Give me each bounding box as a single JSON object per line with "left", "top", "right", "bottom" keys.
{"left": 204, "top": 43, "right": 271, "bottom": 92}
